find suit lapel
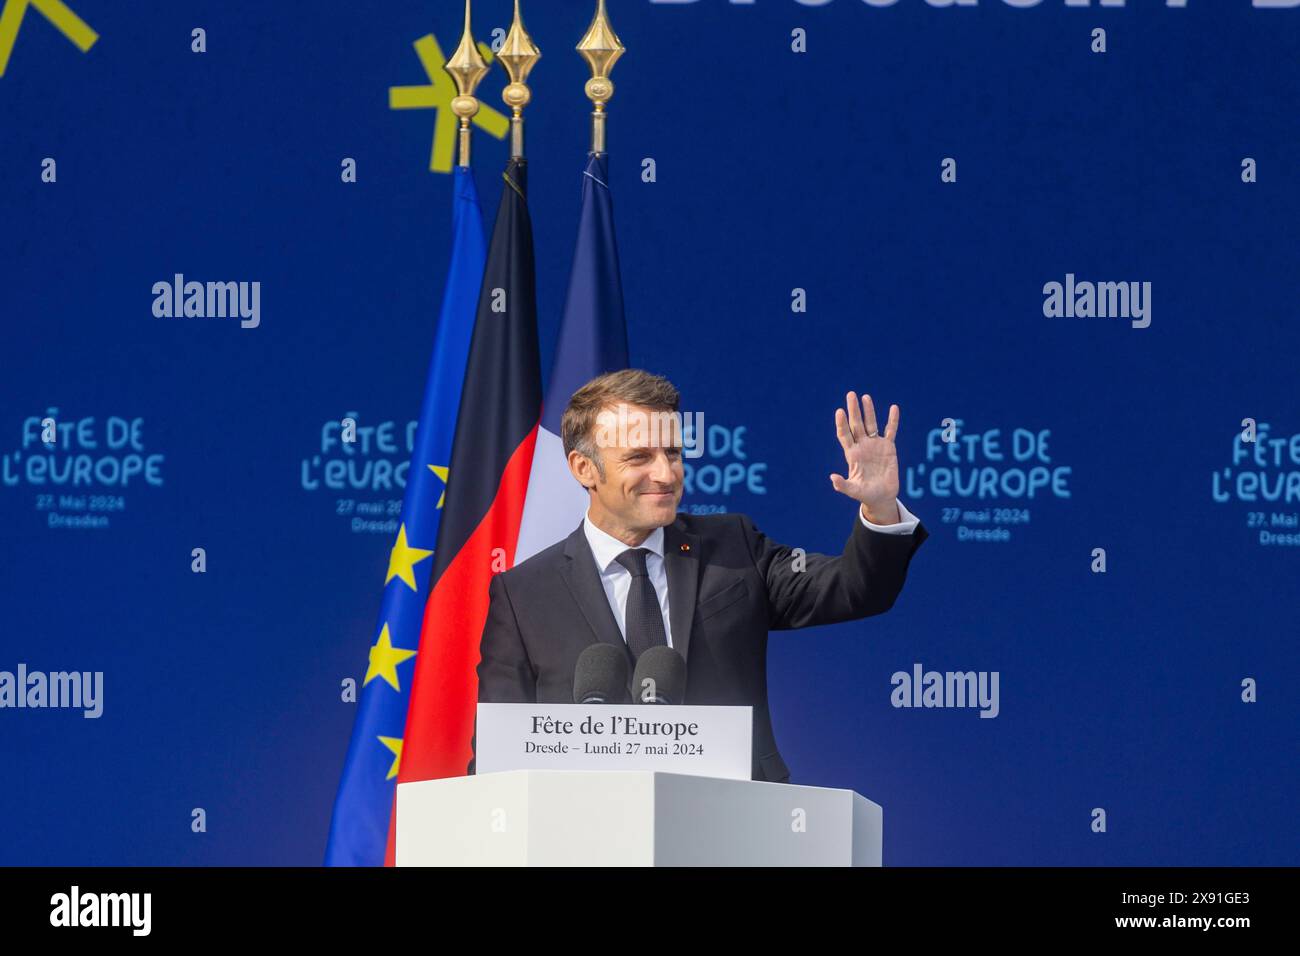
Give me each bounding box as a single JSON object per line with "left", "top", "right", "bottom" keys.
{"left": 560, "top": 521, "right": 632, "bottom": 679}
{"left": 662, "top": 517, "right": 701, "bottom": 665}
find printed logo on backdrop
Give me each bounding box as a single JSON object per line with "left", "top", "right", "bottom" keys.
{"left": 907, "top": 419, "right": 1072, "bottom": 542}
{"left": 300, "top": 415, "right": 442, "bottom": 534}
{"left": 1214, "top": 419, "right": 1300, "bottom": 548}
{"left": 2, "top": 410, "right": 164, "bottom": 529}
{"left": 388, "top": 31, "right": 509, "bottom": 173}
{"left": 679, "top": 416, "right": 769, "bottom": 514}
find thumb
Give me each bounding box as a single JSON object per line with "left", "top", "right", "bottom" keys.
{"left": 829, "top": 473, "right": 845, "bottom": 492}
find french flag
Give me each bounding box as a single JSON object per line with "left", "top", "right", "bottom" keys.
{"left": 515, "top": 152, "right": 629, "bottom": 563}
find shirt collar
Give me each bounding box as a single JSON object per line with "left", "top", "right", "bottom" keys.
{"left": 583, "top": 509, "right": 666, "bottom": 573}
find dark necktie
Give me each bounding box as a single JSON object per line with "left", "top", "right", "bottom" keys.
{"left": 614, "top": 547, "right": 668, "bottom": 660}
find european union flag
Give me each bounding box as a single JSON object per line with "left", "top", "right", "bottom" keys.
{"left": 324, "top": 166, "right": 486, "bottom": 866}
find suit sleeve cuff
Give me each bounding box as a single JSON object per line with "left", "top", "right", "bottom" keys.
{"left": 859, "top": 498, "right": 920, "bottom": 535}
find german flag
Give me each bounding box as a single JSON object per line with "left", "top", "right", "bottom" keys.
{"left": 385, "top": 157, "right": 541, "bottom": 864}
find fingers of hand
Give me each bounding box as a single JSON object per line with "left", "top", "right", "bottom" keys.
{"left": 862, "top": 393, "right": 880, "bottom": 437}
{"left": 845, "top": 390, "right": 864, "bottom": 441}
{"left": 884, "top": 403, "right": 900, "bottom": 442}
{"left": 843, "top": 392, "right": 901, "bottom": 450}
{"left": 835, "top": 408, "right": 853, "bottom": 452}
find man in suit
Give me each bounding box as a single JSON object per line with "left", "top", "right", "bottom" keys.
{"left": 473, "top": 369, "right": 927, "bottom": 782}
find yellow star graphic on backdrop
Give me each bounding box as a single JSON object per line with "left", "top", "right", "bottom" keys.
{"left": 427, "top": 464, "right": 449, "bottom": 509}
{"left": 364, "top": 624, "right": 417, "bottom": 692}
{"left": 0, "top": 0, "right": 98, "bottom": 77}
{"left": 388, "top": 33, "right": 509, "bottom": 174}
{"left": 385, "top": 523, "right": 432, "bottom": 592}
{"left": 378, "top": 736, "right": 402, "bottom": 781}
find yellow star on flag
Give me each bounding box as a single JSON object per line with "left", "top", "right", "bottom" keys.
{"left": 0, "top": 0, "right": 98, "bottom": 78}
{"left": 385, "top": 523, "right": 432, "bottom": 592}
{"left": 364, "top": 623, "right": 417, "bottom": 692}
{"left": 427, "top": 464, "right": 449, "bottom": 509}
{"left": 378, "top": 736, "right": 402, "bottom": 781}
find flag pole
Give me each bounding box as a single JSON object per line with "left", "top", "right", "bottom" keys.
{"left": 578, "top": 0, "right": 624, "bottom": 157}
{"left": 499, "top": 0, "right": 541, "bottom": 161}
{"left": 445, "top": 0, "right": 490, "bottom": 169}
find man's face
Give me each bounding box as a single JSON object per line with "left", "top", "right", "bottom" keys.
{"left": 575, "top": 403, "right": 685, "bottom": 537}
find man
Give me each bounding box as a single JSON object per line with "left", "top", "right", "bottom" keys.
{"left": 472, "top": 369, "right": 927, "bottom": 782}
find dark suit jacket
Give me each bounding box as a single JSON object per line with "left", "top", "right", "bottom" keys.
{"left": 472, "top": 509, "right": 928, "bottom": 783}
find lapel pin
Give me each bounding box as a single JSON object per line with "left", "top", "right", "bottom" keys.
{"left": 680, "top": 543, "right": 690, "bottom": 552}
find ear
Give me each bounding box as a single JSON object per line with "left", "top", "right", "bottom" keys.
{"left": 568, "top": 450, "right": 597, "bottom": 490}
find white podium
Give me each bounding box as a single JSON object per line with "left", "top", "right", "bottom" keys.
{"left": 396, "top": 770, "right": 882, "bottom": 866}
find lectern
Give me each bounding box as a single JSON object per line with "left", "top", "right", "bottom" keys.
{"left": 395, "top": 770, "right": 882, "bottom": 866}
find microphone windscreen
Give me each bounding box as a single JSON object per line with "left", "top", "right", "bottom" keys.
{"left": 632, "top": 645, "right": 687, "bottom": 704}
{"left": 573, "top": 643, "right": 630, "bottom": 704}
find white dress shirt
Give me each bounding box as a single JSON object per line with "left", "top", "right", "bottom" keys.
{"left": 582, "top": 499, "right": 920, "bottom": 649}
{"left": 584, "top": 512, "right": 674, "bottom": 648}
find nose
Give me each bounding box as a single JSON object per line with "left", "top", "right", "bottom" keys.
{"left": 650, "top": 450, "right": 675, "bottom": 486}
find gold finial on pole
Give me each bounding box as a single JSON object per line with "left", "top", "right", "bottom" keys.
{"left": 577, "top": 0, "right": 624, "bottom": 155}
{"left": 445, "top": 0, "right": 490, "bottom": 168}
{"left": 497, "top": 0, "right": 541, "bottom": 160}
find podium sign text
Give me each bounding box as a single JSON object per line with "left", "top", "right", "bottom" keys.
{"left": 475, "top": 703, "right": 753, "bottom": 780}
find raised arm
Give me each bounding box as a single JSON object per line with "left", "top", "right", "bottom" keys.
{"left": 739, "top": 510, "right": 927, "bottom": 631}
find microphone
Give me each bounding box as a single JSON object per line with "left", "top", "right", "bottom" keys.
{"left": 573, "top": 644, "right": 631, "bottom": 704}
{"left": 632, "top": 646, "right": 687, "bottom": 705}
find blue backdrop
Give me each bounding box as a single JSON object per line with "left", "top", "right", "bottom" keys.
{"left": 2, "top": 0, "right": 1297, "bottom": 866}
